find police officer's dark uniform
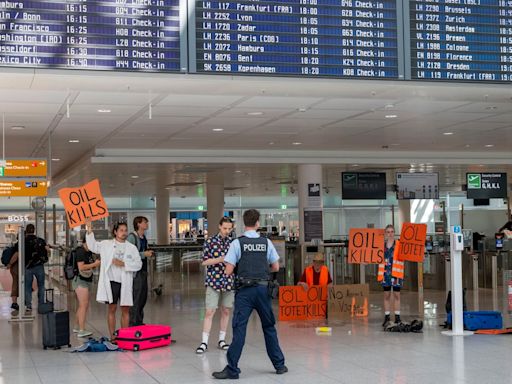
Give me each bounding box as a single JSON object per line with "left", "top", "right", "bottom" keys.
{"left": 213, "top": 229, "right": 287, "bottom": 379}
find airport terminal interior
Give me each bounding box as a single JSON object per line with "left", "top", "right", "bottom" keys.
{"left": 2, "top": 0, "right": 512, "bottom": 383}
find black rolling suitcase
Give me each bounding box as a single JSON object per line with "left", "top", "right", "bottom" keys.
{"left": 42, "top": 305, "right": 71, "bottom": 350}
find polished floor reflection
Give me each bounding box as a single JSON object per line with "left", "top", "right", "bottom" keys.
{"left": 1, "top": 270, "right": 512, "bottom": 384}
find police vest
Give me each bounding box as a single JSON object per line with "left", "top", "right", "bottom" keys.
{"left": 237, "top": 236, "right": 270, "bottom": 280}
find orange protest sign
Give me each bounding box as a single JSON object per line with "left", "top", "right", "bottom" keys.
{"left": 397, "top": 223, "right": 427, "bottom": 262}
{"left": 348, "top": 228, "right": 385, "bottom": 264}
{"left": 279, "top": 285, "right": 327, "bottom": 321}
{"left": 58, "top": 179, "right": 109, "bottom": 228}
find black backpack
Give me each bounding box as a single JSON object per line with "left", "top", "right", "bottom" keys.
{"left": 1, "top": 246, "right": 15, "bottom": 266}
{"left": 28, "top": 237, "right": 48, "bottom": 267}
{"left": 64, "top": 249, "right": 78, "bottom": 280}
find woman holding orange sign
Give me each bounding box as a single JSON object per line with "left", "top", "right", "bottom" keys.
{"left": 378, "top": 225, "right": 404, "bottom": 328}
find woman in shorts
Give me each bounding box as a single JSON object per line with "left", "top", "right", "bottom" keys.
{"left": 378, "top": 225, "right": 404, "bottom": 328}
{"left": 73, "top": 236, "right": 100, "bottom": 338}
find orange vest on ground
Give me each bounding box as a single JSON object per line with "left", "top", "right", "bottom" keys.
{"left": 377, "top": 240, "right": 405, "bottom": 282}
{"left": 305, "top": 265, "right": 329, "bottom": 286}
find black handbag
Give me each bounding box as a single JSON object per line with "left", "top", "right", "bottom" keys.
{"left": 38, "top": 289, "right": 54, "bottom": 314}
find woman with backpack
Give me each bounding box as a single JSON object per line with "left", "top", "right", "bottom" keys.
{"left": 73, "top": 235, "right": 100, "bottom": 338}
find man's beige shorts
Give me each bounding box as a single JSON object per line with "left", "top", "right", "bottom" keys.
{"left": 205, "top": 286, "right": 235, "bottom": 309}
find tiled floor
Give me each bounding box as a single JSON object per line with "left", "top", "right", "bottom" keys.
{"left": 1, "top": 270, "right": 512, "bottom": 384}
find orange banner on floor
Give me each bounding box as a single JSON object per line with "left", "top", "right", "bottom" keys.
{"left": 279, "top": 285, "right": 327, "bottom": 321}
{"left": 348, "top": 228, "right": 385, "bottom": 264}
{"left": 58, "top": 179, "right": 109, "bottom": 228}
{"left": 397, "top": 223, "right": 427, "bottom": 262}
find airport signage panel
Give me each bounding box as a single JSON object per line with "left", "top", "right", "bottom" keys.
{"left": 466, "top": 172, "right": 508, "bottom": 199}
{"left": 196, "top": 0, "right": 401, "bottom": 78}
{"left": 0, "top": 0, "right": 182, "bottom": 72}
{"left": 0, "top": 159, "right": 47, "bottom": 178}
{"left": 342, "top": 172, "right": 387, "bottom": 200}
{"left": 396, "top": 172, "right": 439, "bottom": 200}
{"left": 0, "top": 180, "right": 48, "bottom": 197}
{"left": 410, "top": 0, "right": 512, "bottom": 82}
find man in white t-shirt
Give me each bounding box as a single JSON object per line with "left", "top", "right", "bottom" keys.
{"left": 86, "top": 221, "right": 142, "bottom": 340}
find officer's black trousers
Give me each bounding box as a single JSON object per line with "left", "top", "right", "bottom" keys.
{"left": 227, "top": 285, "right": 285, "bottom": 374}
{"left": 129, "top": 270, "right": 148, "bottom": 327}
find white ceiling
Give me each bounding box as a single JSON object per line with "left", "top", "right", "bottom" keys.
{"left": 0, "top": 68, "right": 511, "bottom": 197}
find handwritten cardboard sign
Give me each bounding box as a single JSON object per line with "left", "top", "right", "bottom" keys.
{"left": 279, "top": 285, "right": 327, "bottom": 321}
{"left": 58, "top": 179, "right": 109, "bottom": 228}
{"left": 397, "top": 223, "right": 427, "bottom": 262}
{"left": 328, "top": 284, "right": 369, "bottom": 319}
{"left": 348, "top": 228, "right": 385, "bottom": 264}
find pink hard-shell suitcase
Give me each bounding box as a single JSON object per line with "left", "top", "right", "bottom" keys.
{"left": 114, "top": 324, "right": 172, "bottom": 351}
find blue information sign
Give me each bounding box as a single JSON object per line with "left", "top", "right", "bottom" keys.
{"left": 195, "top": 0, "right": 401, "bottom": 78}
{"left": 0, "top": 0, "right": 182, "bottom": 72}
{"left": 410, "top": 0, "right": 512, "bottom": 81}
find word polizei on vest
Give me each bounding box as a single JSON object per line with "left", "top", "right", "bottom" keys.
{"left": 242, "top": 243, "right": 267, "bottom": 252}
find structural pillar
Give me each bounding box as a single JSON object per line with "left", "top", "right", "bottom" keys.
{"left": 397, "top": 199, "right": 411, "bottom": 229}
{"left": 207, "top": 171, "right": 225, "bottom": 235}
{"left": 298, "top": 165, "right": 323, "bottom": 275}
{"left": 156, "top": 191, "right": 170, "bottom": 245}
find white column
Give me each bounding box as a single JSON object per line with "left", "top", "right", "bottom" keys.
{"left": 156, "top": 192, "right": 170, "bottom": 245}
{"left": 398, "top": 200, "right": 411, "bottom": 229}
{"left": 298, "top": 164, "right": 323, "bottom": 251}
{"left": 207, "top": 171, "right": 225, "bottom": 236}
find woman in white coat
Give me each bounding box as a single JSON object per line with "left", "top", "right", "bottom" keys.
{"left": 86, "top": 221, "right": 142, "bottom": 340}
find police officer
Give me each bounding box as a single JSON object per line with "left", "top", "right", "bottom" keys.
{"left": 212, "top": 209, "right": 288, "bottom": 380}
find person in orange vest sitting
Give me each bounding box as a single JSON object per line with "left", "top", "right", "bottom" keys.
{"left": 378, "top": 225, "right": 404, "bottom": 328}
{"left": 298, "top": 253, "right": 332, "bottom": 290}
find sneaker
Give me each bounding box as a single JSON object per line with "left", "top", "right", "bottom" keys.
{"left": 24, "top": 308, "right": 32, "bottom": 317}
{"left": 77, "top": 330, "right": 93, "bottom": 338}
{"left": 382, "top": 314, "right": 391, "bottom": 328}
{"left": 395, "top": 315, "right": 401, "bottom": 324}
{"left": 10, "top": 303, "right": 19, "bottom": 311}
{"left": 73, "top": 328, "right": 80, "bottom": 334}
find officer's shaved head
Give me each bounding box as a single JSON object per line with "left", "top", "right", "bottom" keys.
{"left": 243, "top": 209, "right": 260, "bottom": 227}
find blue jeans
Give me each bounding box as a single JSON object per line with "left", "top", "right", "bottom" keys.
{"left": 227, "top": 285, "right": 285, "bottom": 375}
{"left": 25, "top": 264, "right": 45, "bottom": 309}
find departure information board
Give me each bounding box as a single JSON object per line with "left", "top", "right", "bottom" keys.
{"left": 195, "top": 0, "right": 401, "bottom": 78}
{"left": 410, "top": 0, "right": 512, "bottom": 81}
{"left": 0, "top": 0, "right": 182, "bottom": 72}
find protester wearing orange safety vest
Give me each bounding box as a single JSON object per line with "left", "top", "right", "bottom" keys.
{"left": 298, "top": 253, "right": 332, "bottom": 290}
{"left": 378, "top": 225, "right": 404, "bottom": 328}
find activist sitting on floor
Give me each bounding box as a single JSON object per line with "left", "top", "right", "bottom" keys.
{"left": 298, "top": 252, "right": 333, "bottom": 290}
{"left": 378, "top": 225, "right": 404, "bottom": 328}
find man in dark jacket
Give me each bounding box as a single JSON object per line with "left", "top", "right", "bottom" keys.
{"left": 13, "top": 224, "right": 48, "bottom": 316}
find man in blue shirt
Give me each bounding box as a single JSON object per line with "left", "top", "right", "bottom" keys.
{"left": 212, "top": 209, "right": 287, "bottom": 380}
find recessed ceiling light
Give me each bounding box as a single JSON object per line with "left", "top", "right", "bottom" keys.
{"left": 11, "top": 126, "right": 25, "bottom": 130}
{"left": 390, "top": 143, "right": 400, "bottom": 146}
{"left": 292, "top": 142, "right": 302, "bottom": 145}
{"left": 352, "top": 164, "right": 359, "bottom": 167}
{"left": 131, "top": 175, "right": 139, "bottom": 179}
{"left": 212, "top": 128, "right": 224, "bottom": 132}
{"left": 247, "top": 112, "right": 264, "bottom": 116}
{"left": 97, "top": 109, "right": 111, "bottom": 113}
{"left": 385, "top": 114, "right": 398, "bottom": 119}
{"left": 465, "top": 144, "right": 471, "bottom": 148}
{"left": 69, "top": 139, "right": 80, "bottom": 143}
{"left": 485, "top": 144, "right": 494, "bottom": 147}
{"left": 443, "top": 132, "right": 454, "bottom": 136}
{"left": 51, "top": 158, "right": 60, "bottom": 162}
{"left": 385, "top": 104, "right": 395, "bottom": 109}
{"left": 235, "top": 170, "right": 242, "bottom": 173}
{"left": 298, "top": 108, "right": 307, "bottom": 112}
{"left": 485, "top": 106, "right": 497, "bottom": 110}
{"left": 269, "top": 142, "right": 275, "bottom": 145}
